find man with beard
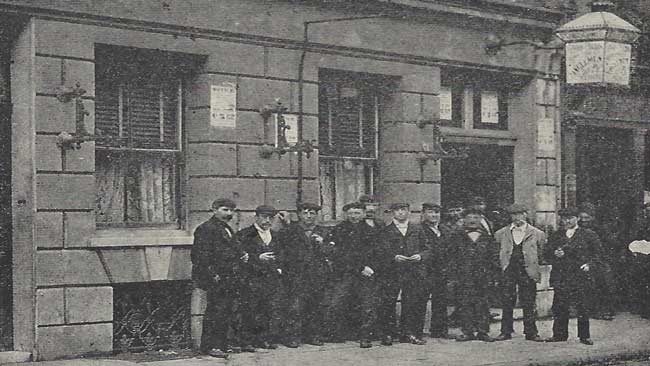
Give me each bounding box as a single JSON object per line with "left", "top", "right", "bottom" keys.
{"left": 324, "top": 202, "right": 380, "bottom": 348}
{"left": 544, "top": 207, "right": 601, "bottom": 345}
{"left": 191, "top": 198, "right": 251, "bottom": 358}
{"left": 376, "top": 202, "right": 430, "bottom": 346}
{"left": 420, "top": 203, "right": 452, "bottom": 339}
{"left": 238, "top": 205, "right": 283, "bottom": 350}
{"left": 278, "top": 202, "right": 331, "bottom": 348}
{"left": 449, "top": 207, "right": 499, "bottom": 342}
{"left": 494, "top": 203, "right": 545, "bottom": 342}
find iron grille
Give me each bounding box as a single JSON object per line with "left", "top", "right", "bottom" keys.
{"left": 113, "top": 281, "right": 191, "bottom": 353}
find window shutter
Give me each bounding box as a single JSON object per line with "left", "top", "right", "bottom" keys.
{"left": 95, "top": 77, "right": 122, "bottom": 148}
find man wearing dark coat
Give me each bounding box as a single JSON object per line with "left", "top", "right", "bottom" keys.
{"left": 191, "top": 198, "right": 251, "bottom": 358}
{"left": 544, "top": 207, "right": 601, "bottom": 345}
{"left": 277, "top": 202, "right": 331, "bottom": 348}
{"left": 237, "top": 205, "right": 283, "bottom": 350}
{"left": 323, "top": 202, "right": 380, "bottom": 348}
{"left": 419, "top": 203, "right": 452, "bottom": 339}
{"left": 448, "top": 207, "right": 499, "bottom": 342}
{"left": 376, "top": 202, "right": 431, "bottom": 346}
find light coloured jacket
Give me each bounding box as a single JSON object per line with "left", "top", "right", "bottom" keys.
{"left": 495, "top": 223, "right": 546, "bottom": 283}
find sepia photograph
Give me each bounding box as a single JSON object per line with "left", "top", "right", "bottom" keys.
{"left": 0, "top": 0, "right": 650, "bottom": 365}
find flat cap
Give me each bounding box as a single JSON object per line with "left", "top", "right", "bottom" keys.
{"left": 468, "top": 196, "right": 486, "bottom": 206}
{"left": 358, "top": 194, "right": 378, "bottom": 204}
{"left": 213, "top": 198, "right": 236, "bottom": 209}
{"left": 343, "top": 202, "right": 365, "bottom": 211}
{"left": 578, "top": 202, "right": 596, "bottom": 216}
{"left": 422, "top": 203, "right": 442, "bottom": 211}
{"left": 463, "top": 206, "right": 483, "bottom": 217}
{"left": 389, "top": 202, "right": 410, "bottom": 210}
{"left": 506, "top": 203, "right": 528, "bottom": 214}
{"left": 558, "top": 207, "right": 579, "bottom": 217}
{"left": 255, "top": 205, "right": 277, "bottom": 216}
{"left": 297, "top": 202, "right": 321, "bottom": 212}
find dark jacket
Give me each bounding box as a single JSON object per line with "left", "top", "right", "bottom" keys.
{"left": 191, "top": 216, "right": 245, "bottom": 290}
{"left": 327, "top": 220, "right": 379, "bottom": 279}
{"left": 379, "top": 221, "right": 432, "bottom": 280}
{"left": 236, "top": 224, "right": 282, "bottom": 281}
{"left": 447, "top": 228, "right": 500, "bottom": 295}
{"left": 544, "top": 226, "right": 601, "bottom": 289}
{"left": 421, "top": 222, "right": 451, "bottom": 283}
{"left": 276, "top": 222, "right": 331, "bottom": 286}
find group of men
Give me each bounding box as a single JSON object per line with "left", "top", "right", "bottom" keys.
{"left": 191, "top": 196, "right": 602, "bottom": 359}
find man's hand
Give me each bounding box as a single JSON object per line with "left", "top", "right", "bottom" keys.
{"left": 277, "top": 268, "right": 282, "bottom": 275}
{"left": 554, "top": 248, "right": 565, "bottom": 258}
{"left": 361, "top": 266, "right": 374, "bottom": 277}
{"left": 395, "top": 255, "right": 409, "bottom": 263}
{"left": 213, "top": 274, "right": 221, "bottom": 283}
{"left": 240, "top": 252, "right": 250, "bottom": 263}
{"left": 312, "top": 234, "right": 324, "bottom": 244}
{"left": 580, "top": 263, "right": 590, "bottom": 272}
{"left": 409, "top": 254, "right": 422, "bottom": 262}
{"left": 259, "top": 252, "right": 276, "bottom": 261}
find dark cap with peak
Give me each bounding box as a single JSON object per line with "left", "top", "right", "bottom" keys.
{"left": 506, "top": 203, "right": 528, "bottom": 214}
{"left": 389, "top": 202, "right": 410, "bottom": 210}
{"left": 558, "top": 207, "right": 579, "bottom": 217}
{"left": 422, "top": 203, "right": 442, "bottom": 211}
{"left": 213, "top": 198, "right": 236, "bottom": 209}
{"left": 255, "top": 205, "right": 277, "bottom": 216}
{"left": 343, "top": 202, "right": 365, "bottom": 211}
{"left": 297, "top": 202, "right": 321, "bottom": 212}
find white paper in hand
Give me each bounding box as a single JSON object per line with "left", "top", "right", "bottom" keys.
{"left": 629, "top": 240, "right": 650, "bottom": 255}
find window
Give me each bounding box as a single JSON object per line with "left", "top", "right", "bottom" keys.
{"left": 318, "top": 69, "right": 390, "bottom": 220}
{"left": 94, "top": 45, "right": 198, "bottom": 228}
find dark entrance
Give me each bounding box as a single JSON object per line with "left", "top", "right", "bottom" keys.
{"left": 441, "top": 143, "right": 514, "bottom": 219}
{"left": 0, "top": 43, "right": 12, "bottom": 350}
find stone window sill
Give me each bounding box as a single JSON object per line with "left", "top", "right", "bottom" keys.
{"left": 90, "top": 229, "right": 193, "bottom": 247}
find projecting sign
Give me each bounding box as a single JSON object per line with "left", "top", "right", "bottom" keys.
{"left": 275, "top": 113, "right": 298, "bottom": 147}
{"left": 439, "top": 87, "right": 452, "bottom": 120}
{"left": 565, "top": 41, "right": 632, "bottom": 85}
{"left": 210, "top": 82, "right": 237, "bottom": 128}
{"left": 481, "top": 91, "right": 499, "bottom": 124}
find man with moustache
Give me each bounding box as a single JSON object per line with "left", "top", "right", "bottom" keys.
{"left": 544, "top": 207, "right": 601, "bottom": 345}
{"left": 324, "top": 202, "right": 380, "bottom": 348}
{"left": 191, "top": 198, "right": 251, "bottom": 358}
{"left": 359, "top": 194, "right": 384, "bottom": 230}
{"left": 494, "top": 204, "right": 545, "bottom": 342}
{"left": 449, "top": 207, "right": 499, "bottom": 342}
{"left": 420, "top": 203, "right": 452, "bottom": 339}
{"left": 278, "top": 202, "right": 331, "bottom": 348}
{"left": 376, "top": 202, "right": 431, "bottom": 346}
{"left": 238, "top": 205, "right": 283, "bottom": 350}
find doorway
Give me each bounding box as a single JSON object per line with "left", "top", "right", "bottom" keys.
{"left": 441, "top": 143, "right": 514, "bottom": 221}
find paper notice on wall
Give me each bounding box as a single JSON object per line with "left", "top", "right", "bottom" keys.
{"left": 537, "top": 117, "right": 555, "bottom": 155}
{"left": 210, "top": 82, "right": 237, "bottom": 128}
{"left": 274, "top": 113, "right": 298, "bottom": 147}
{"left": 480, "top": 90, "right": 499, "bottom": 124}
{"left": 439, "top": 87, "right": 452, "bottom": 120}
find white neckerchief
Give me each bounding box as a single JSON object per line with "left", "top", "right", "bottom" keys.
{"left": 254, "top": 223, "right": 272, "bottom": 245}
{"left": 393, "top": 219, "right": 408, "bottom": 236}
{"left": 510, "top": 222, "right": 528, "bottom": 245}
{"left": 427, "top": 223, "right": 441, "bottom": 237}
{"left": 566, "top": 225, "right": 578, "bottom": 239}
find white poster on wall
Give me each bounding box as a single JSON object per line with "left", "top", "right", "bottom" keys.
{"left": 439, "top": 87, "right": 452, "bottom": 120}
{"left": 274, "top": 113, "right": 298, "bottom": 147}
{"left": 537, "top": 117, "right": 555, "bottom": 155}
{"left": 210, "top": 82, "right": 237, "bottom": 128}
{"left": 481, "top": 90, "right": 499, "bottom": 124}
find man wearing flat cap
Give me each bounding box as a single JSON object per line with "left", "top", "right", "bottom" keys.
{"left": 494, "top": 203, "right": 545, "bottom": 342}
{"left": 191, "top": 198, "right": 250, "bottom": 358}
{"left": 376, "top": 202, "right": 431, "bottom": 346}
{"left": 277, "top": 202, "right": 330, "bottom": 348}
{"left": 544, "top": 207, "right": 602, "bottom": 345}
{"left": 447, "top": 207, "right": 499, "bottom": 342}
{"left": 237, "top": 205, "right": 283, "bottom": 350}
{"left": 420, "top": 203, "right": 453, "bottom": 339}
{"left": 323, "top": 202, "right": 380, "bottom": 348}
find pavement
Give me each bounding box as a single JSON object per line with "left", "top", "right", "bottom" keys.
{"left": 3, "top": 312, "right": 650, "bottom": 366}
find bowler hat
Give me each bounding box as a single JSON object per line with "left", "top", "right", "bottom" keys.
{"left": 213, "top": 198, "right": 236, "bottom": 209}
{"left": 297, "top": 202, "right": 321, "bottom": 212}
{"left": 389, "top": 202, "right": 410, "bottom": 210}
{"left": 506, "top": 203, "right": 528, "bottom": 214}
{"left": 255, "top": 205, "right": 277, "bottom": 216}
{"left": 558, "top": 207, "right": 579, "bottom": 217}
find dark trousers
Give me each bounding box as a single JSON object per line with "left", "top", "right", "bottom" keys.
{"left": 457, "top": 283, "right": 490, "bottom": 336}
{"left": 285, "top": 280, "right": 326, "bottom": 342}
{"left": 428, "top": 279, "right": 449, "bottom": 336}
{"left": 551, "top": 286, "right": 590, "bottom": 340}
{"left": 500, "top": 266, "right": 538, "bottom": 336}
{"left": 377, "top": 277, "right": 430, "bottom": 337}
{"left": 324, "top": 276, "right": 379, "bottom": 340}
{"left": 200, "top": 285, "right": 241, "bottom": 352}
{"left": 241, "top": 276, "right": 284, "bottom": 345}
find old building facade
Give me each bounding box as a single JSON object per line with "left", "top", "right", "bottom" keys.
{"left": 0, "top": 0, "right": 568, "bottom": 360}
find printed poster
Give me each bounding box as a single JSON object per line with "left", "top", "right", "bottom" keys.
{"left": 480, "top": 90, "right": 499, "bottom": 124}
{"left": 439, "top": 87, "right": 452, "bottom": 120}
{"left": 210, "top": 82, "right": 237, "bottom": 128}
